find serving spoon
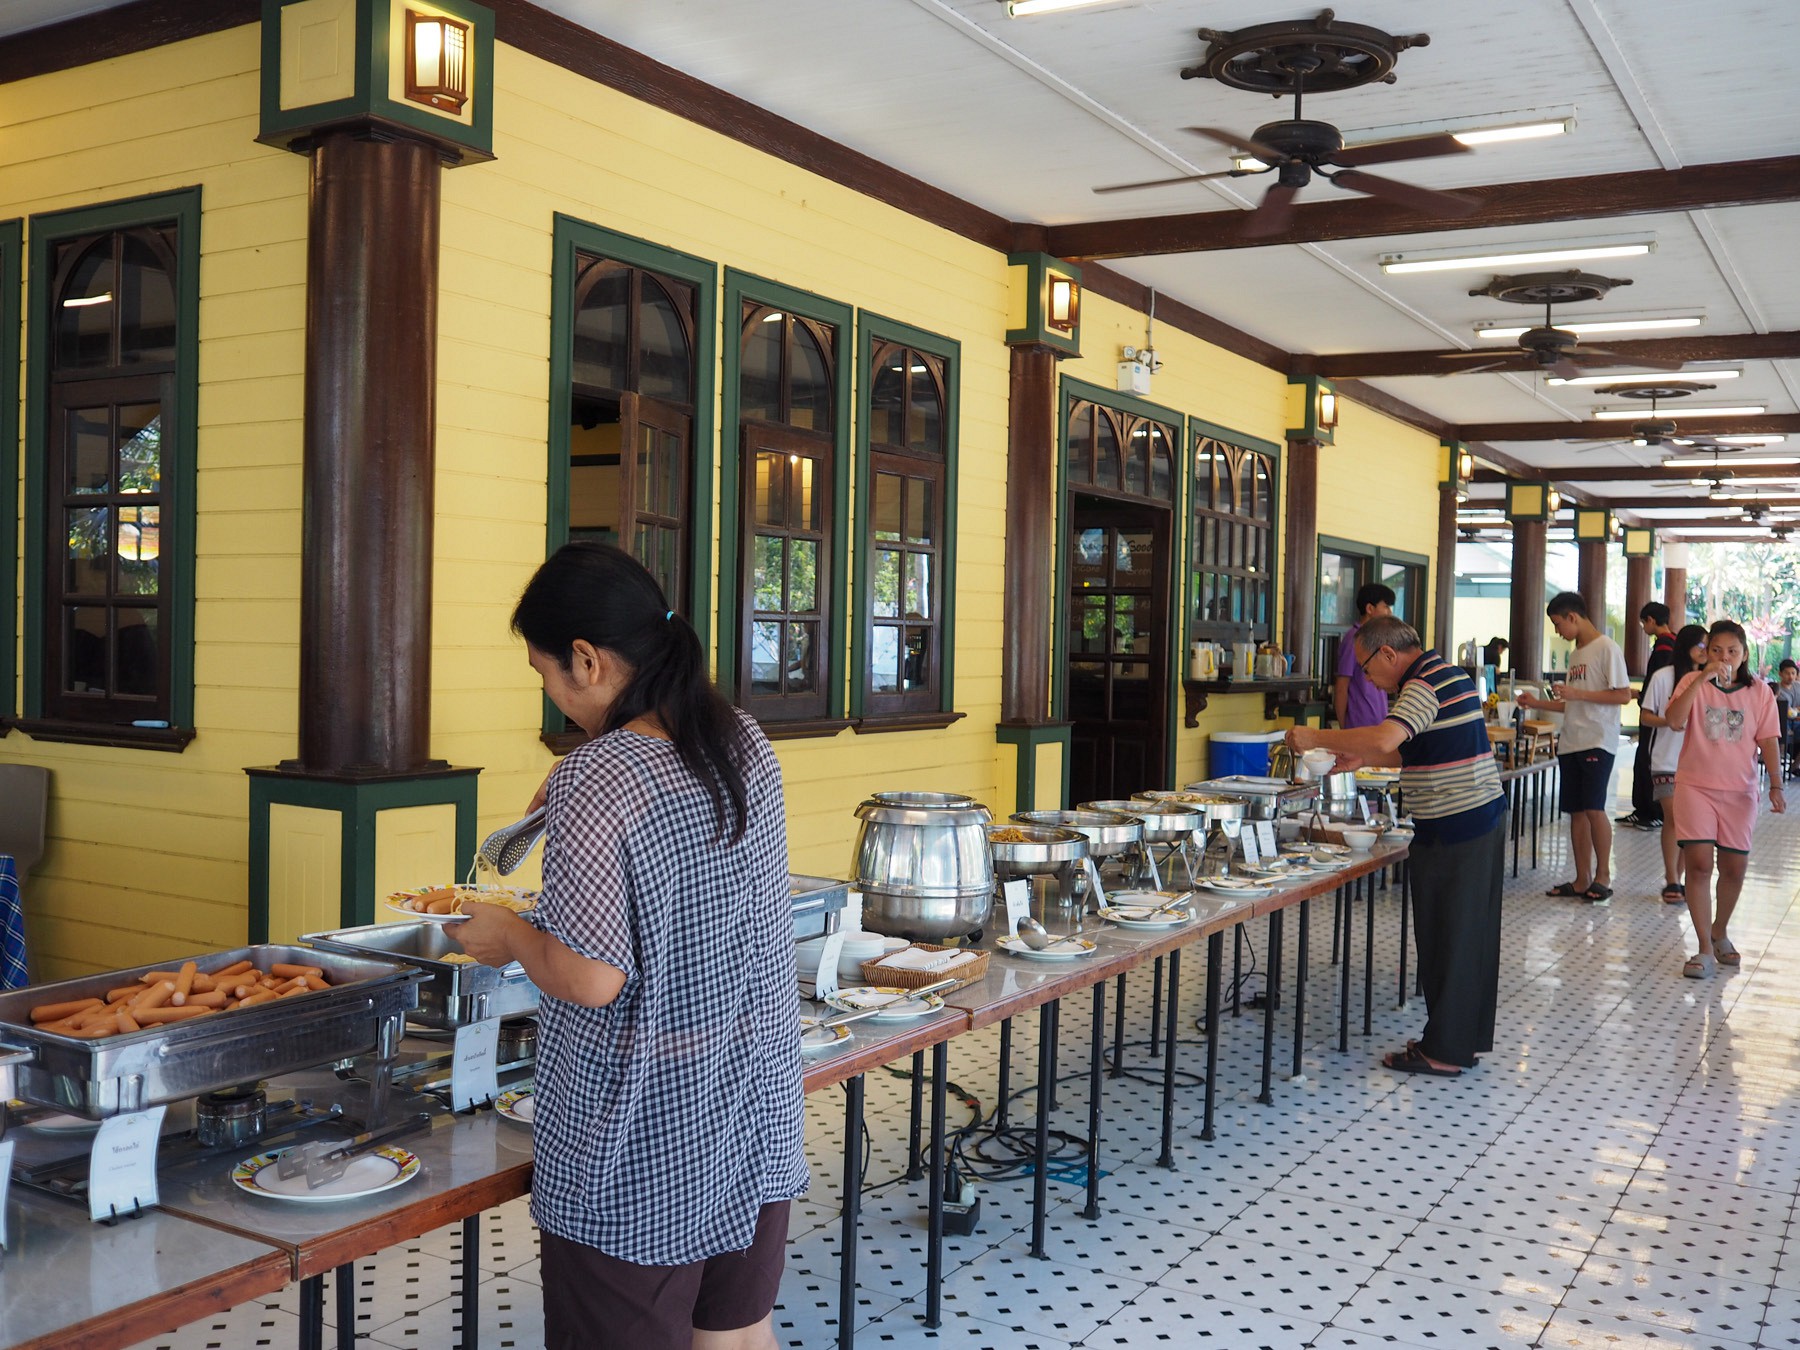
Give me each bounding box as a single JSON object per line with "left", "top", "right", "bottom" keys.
{"left": 1015, "top": 916, "right": 1092, "bottom": 953}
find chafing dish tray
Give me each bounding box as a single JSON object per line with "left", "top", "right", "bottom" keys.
{"left": 1186, "top": 776, "right": 1320, "bottom": 818}
{"left": 0, "top": 945, "right": 425, "bottom": 1118}
{"left": 303, "top": 921, "right": 541, "bottom": 1028}
{"left": 789, "top": 873, "right": 850, "bottom": 941}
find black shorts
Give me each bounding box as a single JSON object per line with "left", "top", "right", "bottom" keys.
{"left": 1558, "top": 748, "right": 1615, "bottom": 814}
{"left": 540, "top": 1201, "right": 790, "bottom": 1350}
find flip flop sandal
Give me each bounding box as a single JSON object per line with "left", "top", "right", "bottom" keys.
{"left": 1660, "top": 883, "right": 1686, "bottom": 904}
{"left": 1683, "top": 953, "right": 1717, "bottom": 979}
{"left": 1545, "top": 881, "right": 1587, "bottom": 897}
{"left": 1713, "top": 938, "right": 1741, "bottom": 966}
{"left": 1583, "top": 885, "right": 1614, "bottom": 903}
{"left": 1383, "top": 1045, "right": 1461, "bottom": 1077}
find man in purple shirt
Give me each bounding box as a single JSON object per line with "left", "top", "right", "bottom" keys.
{"left": 1335, "top": 583, "right": 1395, "bottom": 728}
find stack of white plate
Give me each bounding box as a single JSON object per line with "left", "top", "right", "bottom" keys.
{"left": 793, "top": 932, "right": 907, "bottom": 986}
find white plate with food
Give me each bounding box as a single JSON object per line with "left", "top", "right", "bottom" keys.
{"left": 386, "top": 885, "right": 539, "bottom": 922}
{"left": 495, "top": 1086, "right": 537, "bottom": 1125}
{"left": 232, "top": 1146, "right": 422, "bottom": 1202}
{"left": 799, "top": 1016, "right": 853, "bottom": 1051}
{"left": 823, "top": 987, "right": 947, "bottom": 1020}
{"left": 996, "top": 934, "right": 1101, "bottom": 959}
{"left": 1197, "top": 878, "right": 1275, "bottom": 899}
{"left": 1096, "top": 905, "right": 1191, "bottom": 929}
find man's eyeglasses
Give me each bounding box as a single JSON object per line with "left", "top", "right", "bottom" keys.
{"left": 1358, "top": 645, "right": 1386, "bottom": 677}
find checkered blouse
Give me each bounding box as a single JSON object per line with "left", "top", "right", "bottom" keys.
{"left": 527, "top": 712, "right": 808, "bottom": 1264}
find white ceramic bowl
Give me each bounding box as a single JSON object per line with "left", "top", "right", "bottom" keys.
{"left": 1340, "top": 827, "right": 1379, "bottom": 851}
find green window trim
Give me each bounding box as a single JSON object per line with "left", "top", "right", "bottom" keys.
{"left": 1052, "top": 376, "right": 1186, "bottom": 781}
{"left": 851, "top": 313, "right": 961, "bottom": 723}
{"left": 718, "top": 269, "right": 852, "bottom": 721}
{"left": 21, "top": 188, "right": 201, "bottom": 743}
{"left": 0, "top": 219, "right": 20, "bottom": 728}
{"left": 1316, "top": 534, "right": 1432, "bottom": 673}
{"left": 545, "top": 215, "right": 717, "bottom": 738}
{"left": 1186, "top": 425, "right": 1283, "bottom": 651}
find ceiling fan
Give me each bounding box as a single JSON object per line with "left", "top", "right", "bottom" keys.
{"left": 1438, "top": 273, "right": 1690, "bottom": 380}
{"left": 1569, "top": 382, "right": 1751, "bottom": 453}
{"left": 1093, "top": 11, "right": 1479, "bottom": 237}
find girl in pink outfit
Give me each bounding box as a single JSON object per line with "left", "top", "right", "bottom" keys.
{"left": 1664, "top": 620, "right": 1785, "bottom": 978}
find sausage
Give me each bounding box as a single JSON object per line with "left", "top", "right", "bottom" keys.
{"left": 426, "top": 894, "right": 457, "bottom": 915}
{"left": 131, "top": 980, "right": 176, "bottom": 1012}
{"left": 186, "top": 989, "right": 228, "bottom": 1008}
{"left": 235, "top": 989, "right": 279, "bottom": 1008}
{"left": 301, "top": 973, "right": 330, "bottom": 991}
{"left": 134, "top": 1005, "right": 212, "bottom": 1023}
{"left": 29, "top": 997, "right": 103, "bottom": 1023}
{"left": 269, "top": 963, "right": 323, "bottom": 980}
{"left": 115, "top": 1008, "right": 141, "bottom": 1034}
{"left": 170, "top": 960, "right": 197, "bottom": 1006}
{"left": 414, "top": 887, "right": 456, "bottom": 911}
{"left": 211, "top": 959, "right": 254, "bottom": 979}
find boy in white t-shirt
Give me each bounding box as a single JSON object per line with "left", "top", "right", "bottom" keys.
{"left": 1518, "top": 592, "right": 1633, "bottom": 903}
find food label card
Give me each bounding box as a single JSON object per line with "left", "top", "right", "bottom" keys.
{"left": 88, "top": 1106, "right": 165, "bottom": 1223}
{"left": 0, "top": 1137, "right": 12, "bottom": 1247}
{"left": 451, "top": 1017, "right": 501, "bottom": 1113}
{"left": 1002, "top": 880, "right": 1031, "bottom": 938}
{"left": 813, "top": 930, "right": 847, "bottom": 1001}
{"left": 1256, "top": 821, "right": 1278, "bottom": 857}
{"left": 1239, "top": 827, "right": 1262, "bottom": 867}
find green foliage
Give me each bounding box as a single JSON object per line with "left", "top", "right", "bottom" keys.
{"left": 1687, "top": 543, "right": 1800, "bottom": 673}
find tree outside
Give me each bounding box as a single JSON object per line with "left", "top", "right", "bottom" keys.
{"left": 1686, "top": 542, "right": 1800, "bottom": 675}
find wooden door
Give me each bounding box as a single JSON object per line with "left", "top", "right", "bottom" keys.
{"left": 1065, "top": 497, "right": 1170, "bottom": 803}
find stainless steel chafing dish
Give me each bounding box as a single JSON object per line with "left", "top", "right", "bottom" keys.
{"left": 1081, "top": 798, "right": 1204, "bottom": 844}
{"left": 1011, "top": 809, "right": 1142, "bottom": 859}
{"left": 0, "top": 945, "right": 425, "bottom": 1118}
{"left": 304, "top": 921, "right": 541, "bottom": 1028}
{"left": 788, "top": 873, "right": 850, "bottom": 941}
{"left": 986, "top": 823, "right": 1089, "bottom": 875}
{"left": 1184, "top": 776, "right": 1320, "bottom": 820}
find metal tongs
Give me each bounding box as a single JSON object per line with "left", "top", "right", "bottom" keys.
{"left": 820, "top": 977, "right": 960, "bottom": 1029}
{"left": 275, "top": 1111, "right": 434, "bottom": 1189}
{"left": 477, "top": 808, "right": 547, "bottom": 876}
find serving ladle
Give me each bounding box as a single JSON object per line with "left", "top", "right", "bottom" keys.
{"left": 1016, "top": 915, "right": 1090, "bottom": 953}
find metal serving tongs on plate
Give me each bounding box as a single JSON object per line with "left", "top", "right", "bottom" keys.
{"left": 275, "top": 1111, "right": 433, "bottom": 1189}
{"left": 476, "top": 807, "right": 547, "bottom": 877}
{"left": 819, "top": 977, "right": 960, "bottom": 1030}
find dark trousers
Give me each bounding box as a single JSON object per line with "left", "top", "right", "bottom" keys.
{"left": 1630, "top": 729, "right": 1662, "bottom": 822}
{"left": 1409, "top": 819, "right": 1506, "bottom": 1068}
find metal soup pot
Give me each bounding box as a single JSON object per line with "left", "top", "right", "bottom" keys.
{"left": 852, "top": 796, "right": 996, "bottom": 940}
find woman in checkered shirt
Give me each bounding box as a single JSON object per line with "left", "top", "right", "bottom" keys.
{"left": 458, "top": 542, "right": 807, "bottom": 1350}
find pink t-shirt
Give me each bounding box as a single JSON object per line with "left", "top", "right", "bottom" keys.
{"left": 1670, "top": 672, "right": 1779, "bottom": 793}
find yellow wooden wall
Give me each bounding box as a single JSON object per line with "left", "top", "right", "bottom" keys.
{"left": 1316, "top": 398, "right": 1445, "bottom": 626}
{"left": 0, "top": 27, "right": 307, "bottom": 977}
{"left": 0, "top": 23, "right": 1450, "bottom": 974}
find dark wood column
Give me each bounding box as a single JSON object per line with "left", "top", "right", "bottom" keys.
{"left": 1664, "top": 542, "right": 1689, "bottom": 624}
{"left": 1001, "top": 344, "right": 1059, "bottom": 723}
{"left": 1434, "top": 484, "right": 1457, "bottom": 652}
{"left": 1624, "top": 553, "right": 1652, "bottom": 675}
{"left": 297, "top": 132, "right": 442, "bottom": 774}
{"left": 1578, "top": 540, "right": 1607, "bottom": 641}
{"left": 1509, "top": 520, "right": 1547, "bottom": 679}
{"left": 1282, "top": 438, "right": 1320, "bottom": 678}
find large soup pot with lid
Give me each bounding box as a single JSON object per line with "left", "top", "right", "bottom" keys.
{"left": 852, "top": 793, "right": 996, "bottom": 939}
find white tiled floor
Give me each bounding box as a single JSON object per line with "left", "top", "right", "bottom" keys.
{"left": 129, "top": 777, "right": 1800, "bottom": 1348}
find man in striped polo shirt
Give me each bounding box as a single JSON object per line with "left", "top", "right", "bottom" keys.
{"left": 1285, "top": 616, "right": 1506, "bottom": 1077}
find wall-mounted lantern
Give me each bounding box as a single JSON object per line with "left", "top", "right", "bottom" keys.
{"left": 1287, "top": 375, "right": 1339, "bottom": 446}
{"left": 1574, "top": 506, "right": 1613, "bottom": 541}
{"left": 1621, "top": 526, "right": 1656, "bottom": 557}
{"left": 404, "top": 9, "right": 471, "bottom": 113}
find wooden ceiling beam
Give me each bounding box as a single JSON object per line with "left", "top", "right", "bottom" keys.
{"left": 1471, "top": 461, "right": 1800, "bottom": 482}
{"left": 1457, "top": 413, "right": 1800, "bottom": 442}
{"left": 1044, "top": 155, "right": 1800, "bottom": 260}
{"left": 1304, "top": 331, "right": 1800, "bottom": 380}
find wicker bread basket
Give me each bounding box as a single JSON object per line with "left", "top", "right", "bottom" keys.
{"left": 859, "top": 943, "right": 989, "bottom": 992}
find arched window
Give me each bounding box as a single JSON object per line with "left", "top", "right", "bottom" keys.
{"left": 1066, "top": 400, "right": 1176, "bottom": 503}
{"left": 1189, "top": 433, "right": 1278, "bottom": 641}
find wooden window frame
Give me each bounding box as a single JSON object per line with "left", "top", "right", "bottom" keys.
{"left": 1187, "top": 429, "right": 1280, "bottom": 648}
{"left": 1316, "top": 535, "right": 1430, "bottom": 679}
{"left": 18, "top": 189, "right": 200, "bottom": 752}
{"left": 0, "top": 219, "right": 21, "bottom": 734}
{"left": 718, "top": 271, "right": 852, "bottom": 737}
{"left": 853, "top": 320, "right": 962, "bottom": 731}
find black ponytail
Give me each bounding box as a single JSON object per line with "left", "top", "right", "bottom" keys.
{"left": 512, "top": 542, "right": 752, "bottom": 841}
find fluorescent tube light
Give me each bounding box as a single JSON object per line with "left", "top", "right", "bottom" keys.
{"left": 1547, "top": 368, "right": 1739, "bottom": 387}
{"left": 62, "top": 293, "right": 113, "bottom": 309}
{"left": 1452, "top": 120, "right": 1573, "bottom": 145}
{"left": 1597, "top": 405, "right": 1765, "bottom": 420}
{"left": 1665, "top": 454, "right": 1800, "bottom": 468}
{"left": 1382, "top": 238, "right": 1652, "bottom": 275}
{"left": 1477, "top": 317, "right": 1702, "bottom": 339}
{"left": 1712, "top": 434, "right": 1785, "bottom": 445}
{"left": 1006, "top": 0, "right": 1118, "bottom": 14}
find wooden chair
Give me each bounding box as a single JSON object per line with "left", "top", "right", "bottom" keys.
{"left": 1519, "top": 718, "right": 1559, "bottom": 763}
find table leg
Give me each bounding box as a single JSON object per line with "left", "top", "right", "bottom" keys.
{"left": 1201, "top": 932, "right": 1222, "bottom": 1143}
{"left": 298, "top": 1274, "right": 324, "bottom": 1350}
{"left": 839, "top": 1075, "right": 864, "bottom": 1350}
{"left": 1290, "top": 898, "right": 1310, "bottom": 1083}
{"left": 1338, "top": 883, "right": 1353, "bottom": 1054}
{"left": 334, "top": 1263, "right": 354, "bottom": 1350}
{"left": 1512, "top": 778, "right": 1522, "bottom": 877}
{"left": 1532, "top": 772, "right": 1541, "bottom": 868}
{"left": 1149, "top": 956, "right": 1164, "bottom": 1049}
{"left": 1030, "top": 1000, "right": 1058, "bottom": 1258}
{"left": 460, "top": 1215, "right": 480, "bottom": 1350}
{"left": 996, "top": 1017, "right": 1013, "bottom": 1127}
{"left": 1331, "top": 892, "right": 1343, "bottom": 965}
{"left": 906, "top": 1049, "right": 925, "bottom": 1180}
{"left": 1231, "top": 925, "right": 1243, "bottom": 1017}
{"left": 1158, "top": 949, "right": 1181, "bottom": 1169}
{"left": 1397, "top": 859, "right": 1411, "bottom": 1009}
{"left": 1109, "top": 974, "right": 1126, "bottom": 1078}
{"left": 924, "top": 1042, "right": 947, "bottom": 1328}
{"left": 1081, "top": 979, "right": 1105, "bottom": 1219}
{"left": 1362, "top": 875, "right": 1375, "bottom": 1038}
{"left": 1259, "top": 908, "right": 1282, "bottom": 1105}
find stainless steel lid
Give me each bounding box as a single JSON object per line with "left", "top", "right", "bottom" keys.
{"left": 1011, "top": 809, "right": 1143, "bottom": 855}
{"left": 855, "top": 796, "right": 993, "bottom": 827}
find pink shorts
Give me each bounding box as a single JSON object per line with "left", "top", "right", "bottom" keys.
{"left": 1671, "top": 782, "right": 1757, "bottom": 854}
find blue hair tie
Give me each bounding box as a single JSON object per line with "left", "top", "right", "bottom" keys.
{"left": 665, "top": 610, "right": 674, "bottom": 621}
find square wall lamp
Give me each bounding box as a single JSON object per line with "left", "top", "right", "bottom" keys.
{"left": 1439, "top": 439, "right": 1474, "bottom": 488}
{"left": 1505, "top": 479, "right": 1555, "bottom": 522}
{"left": 404, "top": 8, "right": 471, "bottom": 112}
{"left": 1287, "top": 375, "right": 1338, "bottom": 445}
{"left": 1574, "top": 507, "right": 1613, "bottom": 541}
{"left": 1622, "top": 527, "right": 1655, "bottom": 557}
{"left": 1005, "top": 252, "right": 1082, "bottom": 356}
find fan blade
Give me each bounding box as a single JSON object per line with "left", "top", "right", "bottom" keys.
{"left": 1332, "top": 133, "right": 1470, "bottom": 168}
{"left": 1571, "top": 348, "right": 1689, "bottom": 372}
{"left": 1241, "top": 183, "right": 1301, "bottom": 238}
{"left": 1181, "top": 125, "right": 1289, "bottom": 164}
{"left": 1550, "top": 358, "right": 1584, "bottom": 381}
{"left": 1434, "top": 360, "right": 1517, "bottom": 378}
{"left": 1331, "top": 169, "right": 1480, "bottom": 217}
{"left": 1437, "top": 349, "right": 1530, "bottom": 362}
{"left": 1093, "top": 168, "right": 1255, "bottom": 195}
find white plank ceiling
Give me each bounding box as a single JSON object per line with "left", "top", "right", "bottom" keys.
{"left": 7, "top": 0, "right": 1798, "bottom": 519}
